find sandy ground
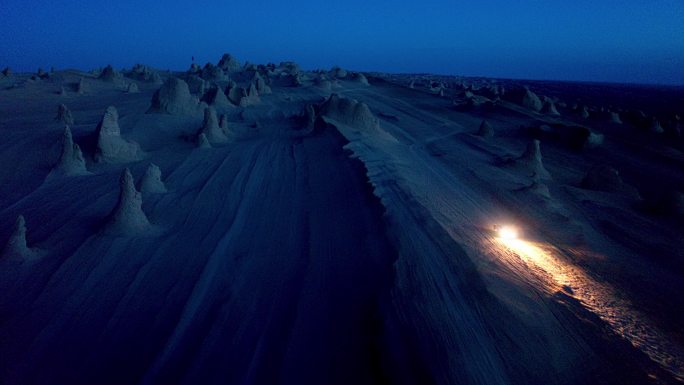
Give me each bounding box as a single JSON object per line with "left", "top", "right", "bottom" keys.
{"left": 0, "top": 66, "right": 682, "bottom": 384}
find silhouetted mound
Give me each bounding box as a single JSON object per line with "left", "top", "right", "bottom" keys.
{"left": 139, "top": 163, "right": 167, "bottom": 194}
{"left": 1, "top": 67, "right": 11, "bottom": 77}
{"left": 201, "top": 63, "right": 226, "bottom": 81}
{"left": 34, "top": 68, "right": 49, "bottom": 80}
{"left": 578, "top": 105, "right": 590, "bottom": 119}
{"left": 2, "top": 215, "right": 37, "bottom": 261}
{"left": 95, "top": 106, "right": 144, "bottom": 162}
{"left": 650, "top": 118, "right": 664, "bottom": 134}
{"left": 197, "top": 107, "right": 228, "bottom": 143}
{"left": 278, "top": 61, "right": 301, "bottom": 75}
{"left": 314, "top": 75, "right": 333, "bottom": 91}
{"left": 126, "top": 83, "right": 139, "bottom": 93}
{"left": 252, "top": 72, "right": 272, "bottom": 94}
{"left": 147, "top": 77, "right": 199, "bottom": 115}
{"left": 55, "top": 104, "right": 74, "bottom": 125}
{"left": 541, "top": 98, "right": 560, "bottom": 116}
{"left": 52, "top": 126, "right": 87, "bottom": 176}
{"left": 581, "top": 165, "right": 640, "bottom": 198}
{"left": 203, "top": 85, "right": 234, "bottom": 110}
{"left": 518, "top": 139, "right": 551, "bottom": 180}
{"left": 319, "top": 94, "right": 380, "bottom": 131}
{"left": 77, "top": 77, "right": 89, "bottom": 94}
{"left": 476, "top": 120, "right": 494, "bottom": 137}
{"left": 128, "top": 64, "right": 162, "bottom": 84}
{"left": 105, "top": 168, "right": 151, "bottom": 235}
{"left": 226, "top": 84, "right": 245, "bottom": 105}
{"left": 521, "top": 88, "right": 543, "bottom": 111}
{"left": 99, "top": 65, "right": 123, "bottom": 83}
{"left": 197, "top": 133, "right": 211, "bottom": 149}
{"left": 239, "top": 84, "right": 261, "bottom": 107}
{"left": 351, "top": 72, "right": 369, "bottom": 85}
{"left": 219, "top": 114, "right": 235, "bottom": 137}
{"left": 330, "top": 66, "right": 348, "bottom": 79}
{"left": 609, "top": 111, "right": 623, "bottom": 124}
{"left": 218, "top": 53, "right": 241, "bottom": 72}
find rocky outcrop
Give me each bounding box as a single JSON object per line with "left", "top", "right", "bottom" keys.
{"left": 77, "top": 77, "right": 89, "bottom": 94}
{"left": 99, "top": 65, "right": 123, "bottom": 83}
{"left": 126, "top": 82, "right": 139, "bottom": 93}
{"left": 139, "top": 163, "right": 167, "bottom": 194}
{"left": 252, "top": 72, "right": 272, "bottom": 94}
{"left": 52, "top": 126, "right": 87, "bottom": 176}
{"left": 217, "top": 53, "right": 241, "bottom": 72}
{"left": 239, "top": 84, "right": 261, "bottom": 107}
{"left": 105, "top": 168, "right": 151, "bottom": 235}
{"left": 351, "top": 72, "right": 369, "bottom": 85}
{"left": 521, "top": 88, "right": 543, "bottom": 111}
{"left": 197, "top": 133, "right": 211, "bottom": 149}
{"left": 95, "top": 106, "right": 144, "bottom": 162}
{"left": 203, "top": 85, "right": 234, "bottom": 110}
{"left": 201, "top": 63, "right": 226, "bottom": 81}
{"left": 518, "top": 139, "right": 551, "bottom": 180}
{"left": 476, "top": 120, "right": 494, "bottom": 137}
{"left": 55, "top": 104, "right": 74, "bottom": 125}
{"left": 609, "top": 111, "right": 622, "bottom": 124}
{"left": 541, "top": 98, "right": 560, "bottom": 116}
{"left": 2, "top": 215, "right": 37, "bottom": 261}
{"left": 319, "top": 94, "right": 380, "bottom": 131}
{"left": 197, "top": 107, "right": 228, "bottom": 143}
{"left": 147, "top": 77, "right": 200, "bottom": 115}
{"left": 330, "top": 66, "right": 347, "bottom": 79}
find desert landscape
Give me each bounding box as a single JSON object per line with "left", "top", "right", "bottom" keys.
{"left": 0, "top": 55, "right": 682, "bottom": 384}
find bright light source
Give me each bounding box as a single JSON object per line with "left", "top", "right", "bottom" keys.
{"left": 497, "top": 226, "right": 518, "bottom": 240}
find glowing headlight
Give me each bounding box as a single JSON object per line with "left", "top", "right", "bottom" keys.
{"left": 497, "top": 226, "right": 518, "bottom": 240}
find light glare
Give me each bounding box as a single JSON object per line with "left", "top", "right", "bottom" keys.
{"left": 498, "top": 226, "right": 518, "bottom": 239}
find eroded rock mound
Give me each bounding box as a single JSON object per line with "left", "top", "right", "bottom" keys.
{"left": 239, "top": 84, "right": 261, "bottom": 107}
{"left": 197, "top": 133, "right": 211, "bottom": 149}
{"left": 95, "top": 106, "right": 143, "bottom": 162}
{"left": 197, "top": 107, "right": 228, "bottom": 143}
{"left": 99, "top": 65, "right": 123, "bottom": 83}
{"left": 351, "top": 72, "right": 369, "bottom": 85}
{"left": 52, "top": 126, "right": 87, "bottom": 176}
{"left": 147, "top": 77, "right": 200, "bottom": 115}
{"left": 330, "top": 66, "right": 348, "bottom": 79}
{"left": 77, "top": 77, "right": 89, "bottom": 94}
{"left": 319, "top": 94, "right": 380, "bottom": 131}
{"left": 609, "top": 111, "right": 623, "bottom": 124}
{"left": 203, "top": 85, "right": 234, "bottom": 110}
{"left": 55, "top": 104, "right": 74, "bottom": 125}
{"left": 541, "top": 98, "right": 560, "bottom": 116}
{"left": 126, "top": 83, "right": 139, "bottom": 93}
{"left": 2, "top": 215, "right": 37, "bottom": 261}
{"left": 521, "top": 88, "right": 543, "bottom": 111}
{"left": 105, "top": 168, "right": 151, "bottom": 235}
{"left": 139, "top": 163, "right": 167, "bottom": 194}
{"left": 518, "top": 139, "right": 551, "bottom": 180}
{"left": 252, "top": 72, "right": 272, "bottom": 94}
{"left": 218, "top": 53, "right": 241, "bottom": 72}
{"left": 128, "top": 64, "right": 163, "bottom": 84}
{"left": 477, "top": 120, "right": 494, "bottom": 137}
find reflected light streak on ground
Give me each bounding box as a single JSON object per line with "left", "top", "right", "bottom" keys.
{"left": 494, "top": 236, "right": 684, "bottom": 381}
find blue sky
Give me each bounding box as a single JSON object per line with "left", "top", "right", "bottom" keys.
{"left": 1, "top": 0, "right": 683, "bottom": 84}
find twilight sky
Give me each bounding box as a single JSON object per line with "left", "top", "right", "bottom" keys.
{"left": 1, "top": 0, "right": 683, "bottom": 84}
